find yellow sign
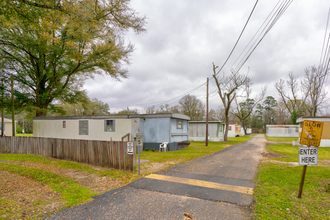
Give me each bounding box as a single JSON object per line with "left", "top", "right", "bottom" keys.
{"left": 300, "top": 120, "right": 324, "bottom": 147}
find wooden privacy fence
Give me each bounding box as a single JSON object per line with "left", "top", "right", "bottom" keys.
{"left": 0, "top": 137, "right": 136, "bottom": 171}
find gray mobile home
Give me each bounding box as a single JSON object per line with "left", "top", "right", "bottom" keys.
{"left": 33, "top": 113, "right": 190, "bottom": 151}
{"left": 189, "top": 121, "right": 225, "bottom": 142}
{"left": 266, "top": 125, "right": 299, "bottom": 137}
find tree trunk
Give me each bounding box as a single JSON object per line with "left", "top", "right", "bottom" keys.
{"left": 224, "top": 116, "right": 229, "bottom": 142}
{"left": 242, "top": 119, "right": 246, "bottom": 135}
{"left": 36, "top": 109, "right": 47, "bottom": 117}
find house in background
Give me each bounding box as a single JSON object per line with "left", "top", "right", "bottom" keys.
{"left": 236, "top": 125, "right": 252, "bottom": 136}
{"left": 0, "top": 118, "right": 16, "bottom": 136}
{"left": 266, "top": 125, "right": 299, "bottom": 137}
{"left": 236, "top": 125, "right": 242, "bottom": 136}
{"left": 188, "top": 121, "right": 225, "bottom": 142}
{"left": 227, "top": 122, "right": 237, "bottom": 137}
{"left": 33, "top": 113, "right": 190, "bottom": 151}
{"left": 296, "top": 117, "right": 330, "bottom": 147}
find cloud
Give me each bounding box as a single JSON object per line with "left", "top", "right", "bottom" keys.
{"left": 84, "top": 0, "right": 330, "bottom": 113}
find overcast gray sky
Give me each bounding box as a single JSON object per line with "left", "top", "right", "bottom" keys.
{"left": 84, "top": 0, "right": 330, "bottom": 114}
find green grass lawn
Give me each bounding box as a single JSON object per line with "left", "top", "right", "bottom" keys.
{"left": 141, "top": 135, "right": 253, "bottom": 163}
{"left": 266, "top": 144, "right": 330, "bottom": 162}
{"left": 266, "top": 136, "right": 298, "bottom": 142}
{"left": 253, "top": 144, "right": 330, "bottom": 219}
{"left": 0, "top": 134, "right": 254, "bottom": 219}
{"left": 0, "top": 163, "right": 96, "bottom": 207}
{"left": 0, "top": 153, "right": 139, "bottom": 184}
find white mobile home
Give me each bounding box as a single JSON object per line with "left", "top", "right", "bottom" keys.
{"left": 236, "top": 125, "right": 251, "bottom": 136}
{"left": 0, "top": 118, "right": 16, "bottom": 136}
{"left": 33, "top": 114, "right": 190, "bottom": 151}
{"left": 188, "top": 121, "right": 225, "bottom": 142}
{"left": 227, "top": 122, "right": 237, "bottom": 137}
{"left": 266, "top": 125, "right": 299, "bottom": 137}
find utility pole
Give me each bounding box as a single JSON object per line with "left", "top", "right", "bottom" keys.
{"left": 1, "top": 78, "right": 4, "bottom": 137}
{"left": 206, "top": 78, "right": 209, "bottom": 146}
{"left": 11, "top": 74, "right": 15, "bottom": 137}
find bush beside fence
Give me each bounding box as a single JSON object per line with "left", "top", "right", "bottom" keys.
{"left": 0, "top": 137, "right": 136, "bottom": 171}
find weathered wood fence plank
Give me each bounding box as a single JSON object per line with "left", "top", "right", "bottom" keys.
{"left": 0, "top": 137, "right": 133, "bottom": 171}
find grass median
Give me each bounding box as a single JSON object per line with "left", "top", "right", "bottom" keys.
{"left": 266, "top": 136, "right": 298, "bottom": 142}
{"left": 253, "top": 143, "right": 330, "bottom": 219}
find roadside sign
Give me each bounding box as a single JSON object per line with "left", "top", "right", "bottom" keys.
{"left": 127, "top": 142, "right": 133, "bottom": 155}
{"left": 299, "top": 146, "right": 318, "bottom": 165}
{"left": 299, "top": 120, "right": 324, "bottom": 147}
{"left": 136, "top": 133, "right": 143, "bottom": 175}
{"left": 297, "top": 120, "right": 324, "bottom": 198}
{"left": 136, "top": 133, "right": 143, "bottom": 147}
{"left": 136, "top": 133, "right": 143, "bottom": 154}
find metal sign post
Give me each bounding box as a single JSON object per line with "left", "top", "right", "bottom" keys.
{"left": 297, "top": 120, "right": 324, "bottom": 198}
{"left": 136, "top": 133, "right": 143, "bottom": 175}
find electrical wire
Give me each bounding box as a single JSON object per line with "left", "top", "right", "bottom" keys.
{"left": 319, "top": 7, "right": 330, "bottom": 70}
{"left": 215, "top": 0, "right": 260, "bottom": 76}
{"left": 231, "top": 0, "right": 282, "bottom": 70}
{"left": 319, "top": 7, "right": 330, "bottom": 91}
{"left": 233, "top": 0, "right": 293, "bottom": 73}
{"left": 125, "top": 0, "right": 294, "bottom": 112}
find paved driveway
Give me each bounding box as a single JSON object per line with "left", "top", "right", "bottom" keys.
{"left": 45, "top": 134, "right": 266, "bottom": 220}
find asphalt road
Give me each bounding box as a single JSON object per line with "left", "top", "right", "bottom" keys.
{"left": 45, "top": 134, "right": 266, "bottom": 220}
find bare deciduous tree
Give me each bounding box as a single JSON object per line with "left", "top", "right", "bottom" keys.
{"left": 274, "top": 100, "right": 290, "bottom": 125}
{"left": 231, "top": 82, "right": 267, "bottom": 135}
{"left": 178, "top": 95, "right": 205, "bottom": 121}
{"left": 274, "top": 72, "right": 308, "bottom": 117}
{"left": 275, "top": 66, "right": 329, "bottom": 119}
{"left": 302, "top": 66, "right": 329, "bottom": 117}
{"left": 212, "top": 63, "right": 250, "bottom": 141}
{"left": 145, "top": 106, "right": 156, "bottom": 114}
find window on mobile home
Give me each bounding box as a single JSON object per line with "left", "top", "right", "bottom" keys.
{"left": 177, "top": 120, "right": 183, "bottom": 129}
{"left": 79, "top": 120, "right": 88, "bottom": 135}
{"left": 105, "top": 120, "right": 115, "bottom": 132}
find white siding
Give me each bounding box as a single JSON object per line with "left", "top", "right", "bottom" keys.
{"left": 266, "top": 125, "right": 299, "bottom": 137}
{"left": 227, "top": 124, "right": 236, "bottom": 137}
{"left": 34, "top": 119, "right": 132, "bottom": 141}
{"left": 188, "top": 122, "right": 224, "bottom": 141}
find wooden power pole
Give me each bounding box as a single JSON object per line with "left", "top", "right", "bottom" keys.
{"left": 11, "top": 74, "right": 15, "bottom": 137}
{"left": 1, "top": 78, "right": 4, "bottom": 137}
{"left": 206, "top": 78, "right": 209, "bottom": 146}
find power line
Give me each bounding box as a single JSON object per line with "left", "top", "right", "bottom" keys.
{"left": 319, "top": 7, "right": 330, "bottom": 69}
{"left": 231, "top": 0, "right": 282, "bottom": 70}
{"left": 215, "top": 0, "right": 260, "bottom": 76}
{"left": 132, "top": 81, "right": 207, "bottom": 109}
{"left": 233, "top": 0, "right": 293, "bottom": 73}
{"left": 320, "top": 7, "right": 330, "bottom": 74}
